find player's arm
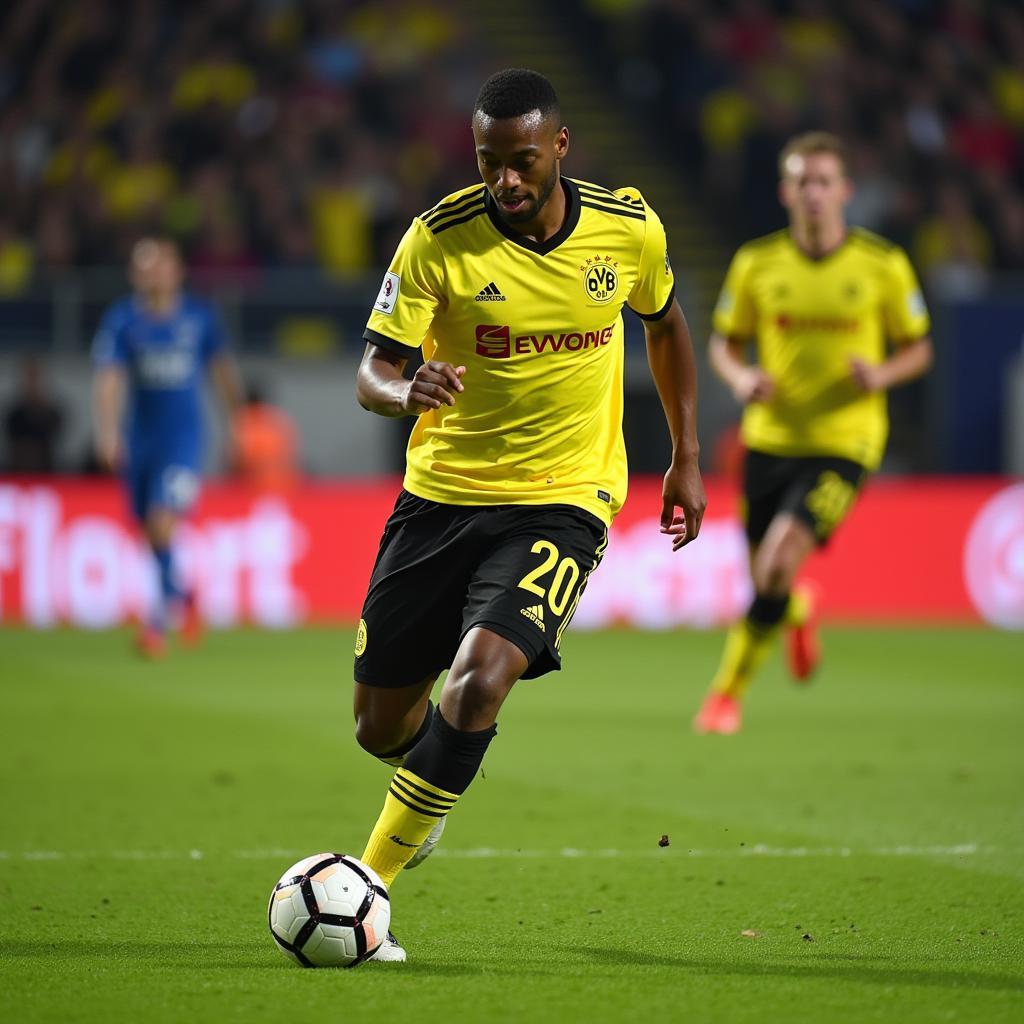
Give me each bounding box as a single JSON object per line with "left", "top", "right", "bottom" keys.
{"left": 645, "top": 301, "right": 707, "bottom": 549}
{"left": 91, "top": 305, "right": 129, "bottom": 472}
{"left": 708, "top": 245, "right": 772, "bottom": 404}
{"left": 708, "top": 332, "right": 775, "bottom": 404}
{"left": 358, "top": 217, "right": 458, "bottom": 417}
{"left": 93, "top": 365, "right": 126, "bottom": 472}
{"left": 849, "top": 336, "right": 933, "bottom": 393}
{"left": 851, "top": 246, "right": 934, "bottom": 392}
{"left": 356, "top": 345, "right": 465, "bottom": 417}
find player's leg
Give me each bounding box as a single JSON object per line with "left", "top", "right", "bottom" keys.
{"left": 360, "top": 627, "right": 526, "bottom": 886}
{"left": 353, "top": 676, "right": 439, "bottom": 767}
{"left": 351, "top": 492, "right": 482, "bottom": 885}
{"left": 144, "top": 463, "right": 201, "bottom": 645}
{"left": 778, "top": 460, "right": 864, "bottom": 680}
{"left": 358, "top": 503, "right": 605, "bottom": 884}
{"left": 144, "top": 505, "right": 181, "bottom": 620}
{"left": 695, "top": 515, "right": 817, "bottom": 732}
{"left": 696, "top": 456, "right": 865, "bottom": 731}
{"left": 697, "top": 451, "right": 785, "bottom": 730}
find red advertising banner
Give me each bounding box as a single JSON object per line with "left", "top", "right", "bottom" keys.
{"left": 0, "top": 477, "right": 1020, "bottom": 629}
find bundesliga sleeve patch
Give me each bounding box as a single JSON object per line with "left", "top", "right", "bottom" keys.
{"left": 374, "top": 272, "right": 401, "bottom": 315}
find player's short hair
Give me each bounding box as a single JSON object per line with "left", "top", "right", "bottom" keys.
{"left": 132, "top": 235, "right": 181, "bottom": 264}
{"left": 474, "top": 68, "right": 560, "bottom": 123}
{"left": 779, "top": 131, "right": 848, "bottom": 179}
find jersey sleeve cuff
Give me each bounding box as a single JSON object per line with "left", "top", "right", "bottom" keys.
{"left": 362, "top": 327, "right": 421, "bottom": 357}
{"left": 629, "top": 283, "right": 676, "bottom": 322}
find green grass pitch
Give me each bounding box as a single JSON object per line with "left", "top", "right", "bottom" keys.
{"left": 1, "top": 625, "right": 1021, "bottom": 1023}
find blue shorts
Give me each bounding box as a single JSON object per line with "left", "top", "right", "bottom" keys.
{"left": 125, "top": 455, "right": 201, "bottom": 522}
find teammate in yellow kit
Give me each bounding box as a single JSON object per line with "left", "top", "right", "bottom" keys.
{"left": 350, "top": 69, "right": 706, "bottom": 960}
{"left": 694, "top": 132, "right": 932, "bottom": 736}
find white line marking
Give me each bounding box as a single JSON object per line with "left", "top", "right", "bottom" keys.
{"left": 0, "top": 844, "right": 997, "bottom": 862}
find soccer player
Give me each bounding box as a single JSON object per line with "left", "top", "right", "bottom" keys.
{"left": 352, "top": 68, "right": 706, "bottom": 960}
{"left": 693, "top": 132, "right": 933, "bottom": 735}
{"left": 92, "top": 237, "right": 242, "bottom": 657}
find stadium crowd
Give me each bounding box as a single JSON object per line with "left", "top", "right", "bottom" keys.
{"left": 581, "top": 0, "right": 1024, "bottom": 295}
{"left": 2, "top": 0, "right": 1020, "bottom": 301}
{"left": 0, "top": 0, "right": 484, "bottom": 292}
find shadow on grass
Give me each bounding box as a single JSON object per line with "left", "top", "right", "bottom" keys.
{"left": 0, "top": 940, "right": 552, "bottom": 978}
{"left": 573, "top": 946, "right": 1024, "bottom": 993}
{"left": 7, "top": 938, "right": 1020, "bottom": 992}
{"left": 0, "top": 939, "right": 275, "bottom": 969}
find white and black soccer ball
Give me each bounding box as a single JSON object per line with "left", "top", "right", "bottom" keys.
{"left": 268, "top": 853, "right": 391, "bottom": 968}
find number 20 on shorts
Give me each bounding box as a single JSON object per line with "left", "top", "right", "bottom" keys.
{"left": 517, "top": 540, "right": 581, "bottom": 616}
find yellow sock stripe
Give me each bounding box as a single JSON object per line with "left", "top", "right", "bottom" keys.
{"left": 555, "top": 528, "right": 609, "bottom": 649}
{"left": 395, "top": 769, "right": 458, "bottom": 805}
{"left": 390, "top": 776, "right": 455, "bottom": 815}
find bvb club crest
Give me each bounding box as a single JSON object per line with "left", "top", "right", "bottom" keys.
{"left": 581, "top": 255, "right": 619, "bottom": 304}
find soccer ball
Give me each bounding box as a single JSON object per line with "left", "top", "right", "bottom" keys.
{"left": 268, "top": 853, "right": 391, "bottom": 968}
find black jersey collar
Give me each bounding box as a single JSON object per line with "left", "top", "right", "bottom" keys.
{"left": 484, "top": 177, "right": 580, "bottom": 256}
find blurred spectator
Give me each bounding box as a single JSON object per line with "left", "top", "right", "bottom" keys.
{"left": 0, "top": 0, "right": 473, "bottom": 277}
{"left": 576, "top": 0, "right": 1024, "bottom": 276}
{"left": 231, "top": 380, "right": 300, "bottom": 493}
{"left": 3, "top": 356, "right": 64, "bottom": 473}
{"left": 914, "top": 182, "right": 993, "bottom": 299}
{"left": 0, "top": 217, "right": 33, "bottom": 294}
{"left": 191, "top": 216, "right": 261, "bottom": 287}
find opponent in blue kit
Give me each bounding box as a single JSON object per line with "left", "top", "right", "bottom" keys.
{"left": 92, "top": 238, "right": 241, "bottom": 656}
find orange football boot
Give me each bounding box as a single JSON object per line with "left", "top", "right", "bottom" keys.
{"left": 692, "top": 692, "right": 742, "bottom": 735}
{"left": 787, "top": 582, "right": 822, "bottom": 683}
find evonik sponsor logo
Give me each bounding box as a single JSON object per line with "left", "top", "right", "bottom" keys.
{"left": 475, "top": 324, "right": 614, "bottom": 359}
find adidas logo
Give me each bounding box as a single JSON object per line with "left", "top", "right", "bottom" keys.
{"left": 475, "top": 282, "right": 506, "bottom": 302}
{"left": 520, "top": 604, "right": 545, "bottom": 632}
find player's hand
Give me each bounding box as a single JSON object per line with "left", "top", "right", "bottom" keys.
{"left": 732, "top": 366, "right": 775, "bottom": 405}
{"left": 96, "top": 432, "right": 122, "bottom": 473}
{"left": 660, "top": 455, "right": 706, "bottom": 551}
{"left": 849, "top": 357, "right": 885, "bottom": 393}
{"left": 402, "top": 361, "right": 466, "bottom": 414}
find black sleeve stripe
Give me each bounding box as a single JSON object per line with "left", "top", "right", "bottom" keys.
{"left": 430, "top": 206, "right": 487, "bottom": 234}
{"left": 579, "top": 200, "right": 646, "bottom": 221}
{"left": 573, "top": 180, "right": 645, "bottom": 207}
{"left": 420, "top": 187, "right": 486, "bottom": 221}
{"left": 423, "top": 192, "right": 488, "bottom": 227}
{"left": 576, "top": 186, "right": 644, "bottom": 211}
{"left": 362, "top": 327, "right": 420, "bottom": 356}
{"left": 630, "top": 282, "right": 676, "bottom": 322}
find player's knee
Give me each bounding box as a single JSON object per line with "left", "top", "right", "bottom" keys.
{"left": 353, "top": 711, "right": 394, "bottom": 756}
{"left": 443, "top": 664, "right": 516, "bottom": 724}
{"left": 758, "top": 560, "right": 793, "bottom": 596}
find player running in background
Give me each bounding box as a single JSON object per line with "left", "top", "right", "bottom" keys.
{"left": 92, "top": 237, "right": 242, "bottom": 657}
{"left": 694, "top": 132, "right": 933, "bottom": 735}
{"left": 352, "top": 68, "right": 706, "bottom": 960}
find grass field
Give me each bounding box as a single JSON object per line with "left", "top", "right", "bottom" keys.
{"left": 1, "top": 625, "right": 1022, "bottom": 1023}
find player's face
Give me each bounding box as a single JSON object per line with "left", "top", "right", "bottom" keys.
{"left": 473, "top": 110, "right": 569, "bottom": 225}
{"left": 780, "top": 152, "right": 852, "bottom": 228}
{"left": 131, "top": 241, "right": 183, "bottom": 298}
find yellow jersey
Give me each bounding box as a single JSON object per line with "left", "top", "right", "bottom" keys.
{"left": 364, "top": 177, "right": 676, "bottom": 525}
{"left": 713, "top": 228, "right": 930, "bottom": 470}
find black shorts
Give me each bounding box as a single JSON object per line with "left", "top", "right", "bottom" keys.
{"left": 354, "top": 490, "right": 608, "bottom": 687}
{"left": 742, "top": 449, "right": 868, "bottom": 547}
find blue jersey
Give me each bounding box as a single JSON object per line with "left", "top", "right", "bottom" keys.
{"left": 92, "top": 293, "right": 226, "bottom": 460}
